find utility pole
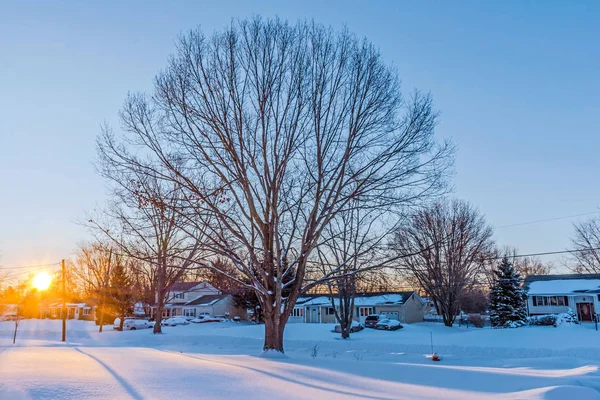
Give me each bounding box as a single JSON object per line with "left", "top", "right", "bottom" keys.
{"left": 62, "top": 259, "right": 66, "bottom": 342}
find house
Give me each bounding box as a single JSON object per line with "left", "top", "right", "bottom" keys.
{"left": 183, "top": 294, "right": 245, "bottom": 320}
{"left": 290, "top": 291, "right": 424, "bottom": 324}
{"left": 0, "top": 304, "right": 18, "bottom": 320}
{"left": 39, "top": 302, "right": 96, "bottom": 321}
{"left": 524, "top": 274, "right": 600, "bottom": 322}
{"left": 151, "top": 281, "right": 246, "bottom": 320}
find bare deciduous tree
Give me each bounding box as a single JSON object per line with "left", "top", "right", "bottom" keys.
{"left": 73, "top": 242, "right": 114, "bottom": 332}
{"left": 481, "top": 247, "right": 553, "bottom": 288}
{"left": 98, "top": 18, "right": 451, "bottom": 352}
{"left": 514, "top": 256, "right": 553, "bottom": 277}
{"left": 394, "top": 199, "right": 494, "bottom": 326}
{"left": 89, "top": 175, "right": 204, "bottom": 334}
{"left": 570, "top": 218, "right": 600, "bottom": 274}
{"left": 310, "top": 204, "right": 397, "bottom": 339}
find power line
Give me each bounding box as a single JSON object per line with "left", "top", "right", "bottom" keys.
{"left": 0, "top": 262, "right": 61, "bottom": 270}
{"left": 487, "top": 247, "right": 600, "bottom": 260}
{"left": 494, "top": 211, "right": 599, "bottom": 229}
{"left": 1, "top": 264, "right": 61, "bottom": 282}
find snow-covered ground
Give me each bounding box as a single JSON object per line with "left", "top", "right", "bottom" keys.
{"left": 1, "top": 319, "right": 599, "bottom": 399}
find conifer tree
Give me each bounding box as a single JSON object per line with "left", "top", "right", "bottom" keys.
{"left": 108, "top": 259, "right": 135, "bottom": 331}
{"left": 489, "top": 257, "right": 528, "bottom": 328}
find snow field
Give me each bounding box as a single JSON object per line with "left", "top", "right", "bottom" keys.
{"left": 1, "top": 320, "right": 599, "bottom": 399}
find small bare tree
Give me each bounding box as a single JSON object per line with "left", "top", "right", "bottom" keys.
{"left": 481, "top": 247, "right": 553, "bottom": 288}
{"left": 570, "top": 218, "right": 600, "bottom": 273}
{"left": 394, "top": 199, "right": 494, "bottom": 326}
{"left": 98, "top": 18, "right": 451, "bottom": 352}
{"left": 311, "top": 205, "right": 397, "bottom": 339}
{"left": 88, "top": 177, "right": 204, "bottom": 334}
{"left": 74, "top": 242, "right": 114, "bottom": 332}
{"left": 514, "top": 256, "right": 553, "bottom": 277}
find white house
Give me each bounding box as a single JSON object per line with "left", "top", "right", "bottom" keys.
{"left": 289, "top": 292, "right": 425, "bottom": 324}
{"left": 524, "top": 274, "right": 600, "bottom": 322}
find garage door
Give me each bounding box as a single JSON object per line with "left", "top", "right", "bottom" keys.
{"left": 379, "top": 311, "right": 399, "bottom": 321}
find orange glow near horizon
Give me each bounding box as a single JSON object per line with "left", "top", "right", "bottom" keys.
{"left": 32, "top": 272, "right": 52, "bottom": 291}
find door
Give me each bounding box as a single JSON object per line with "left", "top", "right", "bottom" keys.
{"left": 358, "top": 307, "right": 374, "bottom": 323}
{"left": 310, "top": 307, "right": 319, "bottom": 323}
{"left": 577, "top": 303, "right": 594, "bottom": 321}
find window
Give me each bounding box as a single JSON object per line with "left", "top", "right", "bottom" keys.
{"left": 326, "top": 307, "right": 335, "bottom": 316}
{"left": 82, "top": 308, "right": 91, "bottom": 316}
{"left": 174, "top": 293, "right": 185, "bottom": 299}
{"left": 292, "top": 308, "right": 303, "bottom": 317}
{"left": 533, "top": 296, "right": 570, "bottom": 307}
{"left": 359, "top": 307, "right": 373, "bottom": 317}
{"left": 184, "top": 308, "right": 196, "bottom": 317}
{"left": 533, "top": 296, "right": 544, "bottom": 306}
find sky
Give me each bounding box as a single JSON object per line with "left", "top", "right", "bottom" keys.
{"left": 1, "top": 1, "right": 599, "bottom": 276}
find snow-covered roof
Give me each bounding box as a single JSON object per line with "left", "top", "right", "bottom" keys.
{"left": 44, "top": 302, "right": 92, "bottom": 308}
{"left": 170, "top": 281, "right": 206, "bottom": 291}
{"left": 133, "top": 302, "right": 146, "bottom": 315}
{"left": 185, "top": 294, "right": 229, "bottom": 306}
{"left": 525, "top": 274, "right": 600, "bottom": 295}
{"left": 527, "top": 279, "right": 600, "bottom": 295}
{"left": 295, "top": 292, "right": 414, "bottom": 307}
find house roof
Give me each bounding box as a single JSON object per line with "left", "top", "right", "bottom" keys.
{"left": 185, "top": 294, "right": 229, "bottom": 306}
{"left": 295, "top": 292, "right": 416, "bottom": 307}
{"left": 525, "top": 274, "right": 600, "bottom": 295}
{"left": 170, "top": 282, "right": 204, "bottom": 291}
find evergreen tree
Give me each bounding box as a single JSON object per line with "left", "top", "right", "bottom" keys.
{"left": 107, "top": 260, "right": 135, "bottom": 330}
{"left": 489, "top": 257, "right": 528, "bottom": 328}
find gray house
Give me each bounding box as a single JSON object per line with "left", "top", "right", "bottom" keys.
{"left": 183, "top": 294, "right": 246, "bottom": 320}
{"left": 150, "top": 281, "right": 246, "bottom": 320}
{"left": 525, "top": 274, "right": 600, "bottom": 322}
{"left": 289, "top": 292, "right": 425, "bottom": 324}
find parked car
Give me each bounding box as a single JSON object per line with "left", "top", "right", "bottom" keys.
{"left": 190, "top": 315, "right": 222, "bottom": 324}
{"left": 375, "top": 319, "right": 403, "bottom": 331}
{"left": 161, "top": 316, "right": 190, "bottom": 326}
{"left": 334, "top": 320, "right": 364, "bottom": 333}
{"left": 364, "top": 314, "right": 383, "bottom": 328}
{"left": 114, "top": 317, "right": 154, "bottom": 331}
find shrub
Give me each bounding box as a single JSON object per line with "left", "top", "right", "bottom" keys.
{"left": 555, "top": 309, "right": 579, "bottom": 326}
{"left": 529, "top": 315, "right": 556, "bottom": 326}
{"left": 529, "top": 309, "right": 580, "bottom": 327}
{"left": 467, "top": 314, "right": 487, "bottom": 328}
{"left": 460, "top": 289, "right": 489, "bottom": 314}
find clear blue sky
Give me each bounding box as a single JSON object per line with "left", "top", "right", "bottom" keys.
{"left": 1, "top": 1, "right": 599, "bottom": 271}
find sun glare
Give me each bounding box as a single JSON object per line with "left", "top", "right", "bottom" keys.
{"left": 33, "top": 272, "right": 52, "bottom": 291}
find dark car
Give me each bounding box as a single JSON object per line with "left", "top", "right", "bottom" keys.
{"left": 364, "top": 314, "right": 382, "bottom": 328}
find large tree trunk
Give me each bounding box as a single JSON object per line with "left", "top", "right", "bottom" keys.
{"left": 263, "top": 313, "right": 285, "bottom": 353}
{"left": 119, "top": 303, "right": 126, "bottom": 331}
{"left": 153, "top": 271, "right": 164, "bottom": 334}
{"left": 153, "top": 305, "right": 163, "bottom": 334}
{"left": 98, "top": 296, "right": 105, "bottom": 333}
{"left": 341, "top": 325, "right": 350, "bottom": 339}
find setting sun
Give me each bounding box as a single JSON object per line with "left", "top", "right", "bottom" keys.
{"left": 32, "top": 272, "right": 52, "bottom": 291}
